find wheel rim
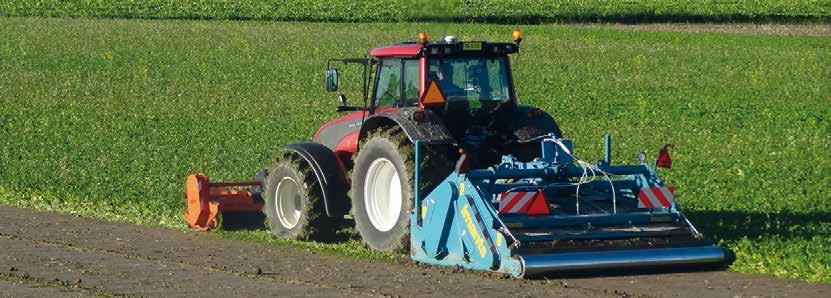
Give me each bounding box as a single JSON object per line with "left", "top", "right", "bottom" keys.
{"left": 275, "top": 177, "right": 302, "bottom": 229}
{"left": 364, "top": 158, "right": 402, "bottom": 232}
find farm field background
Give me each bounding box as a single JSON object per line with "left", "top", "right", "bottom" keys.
{"left": 0, "top": 17, "right": 829, "bottom": 283}
{"left": 2, "top": 0, "right": 831, "bottom": 23}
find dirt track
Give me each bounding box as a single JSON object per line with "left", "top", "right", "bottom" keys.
{"left": 1, "top": 206, "right": 828, "bottom": 297}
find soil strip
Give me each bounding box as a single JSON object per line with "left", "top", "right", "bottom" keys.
{"left": 0, "top": 206, "right": 828, "bottom": 297}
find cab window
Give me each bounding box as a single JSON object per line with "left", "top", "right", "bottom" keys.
{"left": 374, "top": 59, "right": 421, "bottom": 107}
{"left": 427, "top": 57, "right": 512, "bottom": 107}
{"left": 403, "top": 59, "right": 420, "bottom": 105}
{"left": 374, "top": 59, "right": 402, "bottom": 107}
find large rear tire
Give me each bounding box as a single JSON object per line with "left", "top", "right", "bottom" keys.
{"left": 263, "top": 156, "right": 337, "bottom": 241}
{"left": 351, "top": 128, "right": 449, "bottom": 252}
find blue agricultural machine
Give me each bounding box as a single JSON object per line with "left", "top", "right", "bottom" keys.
{"left": 410, "top": 136, "right": 726, "bottom": 277}
{"left": 183, "top": 30, "right": 728, "bottom": 277}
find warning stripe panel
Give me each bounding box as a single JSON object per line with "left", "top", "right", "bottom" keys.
{"left": 498, "top": 191, "right": 549, "bottom": 216}
{"left": 499, "top": 191, "right": 532, "bottom": 213}
{"left": 643, "top": 188, "right": 664, "bottom": 207}
{"left": 508, "top": 192, "right": 536, "bottom": 213}
{"left": 498, "top": 192, "right": 520, "bottom": 210}
{"left": 652, "top": 188, "right": 672, "bottom": 207}
{"left": 638, "top": 186, "right": 675, "bottom": 208}
{"left": 637, "top": 190, "right": 654, "bottom": 209}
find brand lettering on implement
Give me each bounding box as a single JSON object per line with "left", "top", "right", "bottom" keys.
{"left": 461, "top": 204, "right": 487, "bottom": 258}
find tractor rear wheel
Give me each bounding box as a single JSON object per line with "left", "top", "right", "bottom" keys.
{"left": 263, "top": 156, "right": 337, "bottom": 241}
{"left": 351, "top": 128, "right": 449, "bottom": 252}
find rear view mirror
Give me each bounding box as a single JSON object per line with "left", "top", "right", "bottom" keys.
{"left": 325, "top": 69, "right": 339, "bottom": 92}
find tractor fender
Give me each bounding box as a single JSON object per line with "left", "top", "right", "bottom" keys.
{"left": 513, "top": 105, "right": 563, "bottom": 142}
{"left": 359, "top": 107, "right": 457, "bottom": 145}
{"left": 283, "top": 142, "right": 350, "bottom": 217}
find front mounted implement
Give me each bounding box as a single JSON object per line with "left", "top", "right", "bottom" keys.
{"left": 410, "top": 136, "right": 727, "bottom": 277}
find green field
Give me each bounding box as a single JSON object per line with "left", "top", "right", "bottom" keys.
{"left": 1, "top": 17, "right": 829, "bottom": 282}
{"left": 2, "top": 0, "right": 831, "bottom": 23}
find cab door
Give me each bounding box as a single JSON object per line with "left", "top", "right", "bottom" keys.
{"left": 372, "top": 58, "right": 420, "bottom": 110}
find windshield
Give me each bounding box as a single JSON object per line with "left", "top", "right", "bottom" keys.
{"left": 427, "top": 57, "right": 512, "bottom": 107}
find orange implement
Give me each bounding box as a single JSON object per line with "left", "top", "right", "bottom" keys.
{"left": 183, "top": 173, "right": 264, "bottom": 231}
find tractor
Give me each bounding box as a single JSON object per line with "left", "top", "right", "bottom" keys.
{"left": 183, "top": 30, "right": 728, "bottom": 277}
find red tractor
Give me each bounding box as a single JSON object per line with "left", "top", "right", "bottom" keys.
{"left": 264, "top": 31, "right": 563, "bottom": 250}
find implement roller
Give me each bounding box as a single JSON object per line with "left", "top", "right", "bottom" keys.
{"left": 183, "top": 29, "right": 728, "bottom": 277}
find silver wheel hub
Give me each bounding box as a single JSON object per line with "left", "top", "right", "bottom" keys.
{"left": 275, "top": 177, "right": 302, "bottom": 229}
{"left": 363, "top": 158, "right": 402, "bottom": 232}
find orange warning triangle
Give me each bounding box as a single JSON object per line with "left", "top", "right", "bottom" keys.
{"left": 420, "top": 79, "right": 446, "bottom": 105}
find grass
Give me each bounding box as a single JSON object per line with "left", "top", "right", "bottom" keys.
{"left": 1, "top": 0, "right": 830, "bottom": 23}
{"left": 0, "top": 17, "right": 829, "bottom": 283}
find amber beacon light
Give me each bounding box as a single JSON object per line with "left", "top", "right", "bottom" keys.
{"left": 418, "top": 32, "right": 429, "bottom": 44}
{"left": 512, "top": 27, "right": 523, "bottom": 44}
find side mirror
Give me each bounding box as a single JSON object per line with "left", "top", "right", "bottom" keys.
{"left": 324, "top": 69, "right": 338, "bottom": 92}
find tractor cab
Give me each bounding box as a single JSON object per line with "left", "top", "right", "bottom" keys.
{"left": 319, "top": 30, "right": 554, "bottom": 167}
{"left": 348, "top": 33, "right": 520, "bottom": 111}
{"left": 370, "top": 37, "right": 519, "bottom": 140}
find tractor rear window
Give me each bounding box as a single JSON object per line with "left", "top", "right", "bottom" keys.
{"left": 427, "top": 57, "right": 511, "bottom": 108}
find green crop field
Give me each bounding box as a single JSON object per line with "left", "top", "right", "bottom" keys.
{"left": 2, "top": 0, "right": 830, "bottom": 23}
{"left": 0, "top": 17, "right": 829, "bottom": 283}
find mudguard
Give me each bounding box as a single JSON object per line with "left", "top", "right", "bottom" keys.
{"left": 359, "top": 107, "right": 456, "bottom": 145}
{"left": 513, "top": 105, "right": 563, "bottom": 142}
{"left": 283, "top": 142, "right": 350, "bottom": 217}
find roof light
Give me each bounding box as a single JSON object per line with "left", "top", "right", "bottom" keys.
{"left": 444, "top": 36, "right": 458, "bottom": 44}
{"left": 512, "top": 28, "right": 523, "bottom": 43}
{"left": 418, "top": 32, "right": 428, "bottom": 44}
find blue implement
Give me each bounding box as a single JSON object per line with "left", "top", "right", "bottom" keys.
{"left": 410, "top": 136, "right": 727, "bottom": 278}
